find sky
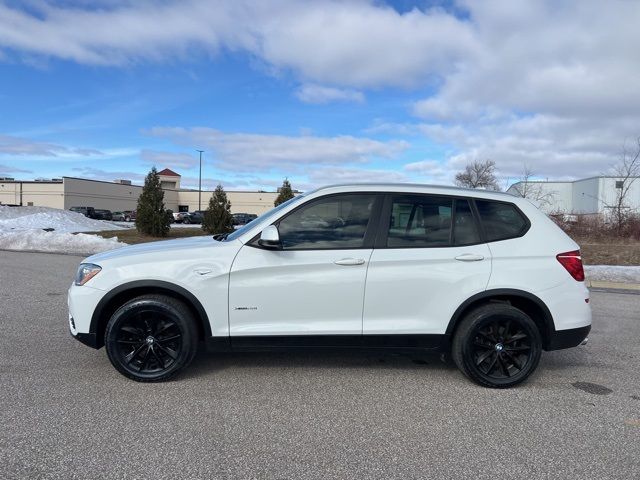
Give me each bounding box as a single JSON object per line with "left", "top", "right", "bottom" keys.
{"left": 1, "top": 0, "right": 639, "bottom": 191}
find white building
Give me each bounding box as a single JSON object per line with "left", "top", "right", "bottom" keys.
{"left": 506, "top": 176, "right": 640, "bottom": 214}
{"left": 0, "top": 168, "right": 283, "bottom": 215}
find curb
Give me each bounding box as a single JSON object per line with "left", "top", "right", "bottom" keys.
{"left": 587, "top": 279, "right": 640, "bottom": 291}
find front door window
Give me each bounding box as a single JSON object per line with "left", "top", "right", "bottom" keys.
{"left": 277, "top": 194, "right": 377, "bottom": 250}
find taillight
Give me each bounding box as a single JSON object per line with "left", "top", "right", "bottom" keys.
{"left": 556, "top": 250, "right": 585, "bottom": 281}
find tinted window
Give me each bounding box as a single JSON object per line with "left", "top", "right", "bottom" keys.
{"left": 278, "top": 194, "right": 376, "bottom": 249}
{"left": 387, "top": 195, "right": 452, "bottom": 247}
{"left": 453, "top": 199, "right": 480, "bottom": 245}
{"left": 476, "top": 200, "right": 528, "bottom": 242}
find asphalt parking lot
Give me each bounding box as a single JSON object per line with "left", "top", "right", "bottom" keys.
{"left": 1, "top": 250, "right": 639, "bottom": 479}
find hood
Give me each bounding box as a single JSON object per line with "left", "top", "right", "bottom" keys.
{"left": 85, "top": 235, "right": 225, "bottom": 264}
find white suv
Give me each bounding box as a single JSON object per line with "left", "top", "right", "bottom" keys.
{"left": 68, "top": 184, "right": 591, "bottom": 388}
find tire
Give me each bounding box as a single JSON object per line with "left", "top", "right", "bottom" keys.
{"left": 105, "top": 295, "right": 198, "bottom": 382}
{"left": 452, "top": 303, "right": 542, "bottom": 388}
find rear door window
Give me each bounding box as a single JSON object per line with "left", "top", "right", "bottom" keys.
{"left": 387, "top": 195, "right": 453, "bottom": 247}
{"left": 475, "top": 200, "right": 529, "bottom": 242}
{"left": 453, "top": 199, "right": 481, "bottom": 245}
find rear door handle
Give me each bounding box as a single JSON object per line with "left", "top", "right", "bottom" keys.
{"left": 455, "top": 253, "right": 485, "bottom": 262}
{"left": 334, "top": 258, "right": 366, "bottom": 266}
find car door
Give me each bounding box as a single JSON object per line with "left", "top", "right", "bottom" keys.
{"left": 229, "top": 193, "right": 382, "bottom": 337}
{"left": 363, "top": 194, "right": 492, "bottom": 335}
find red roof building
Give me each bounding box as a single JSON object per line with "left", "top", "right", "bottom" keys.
{"left": 158, "top": 168, "right": 181, "bottom": 177}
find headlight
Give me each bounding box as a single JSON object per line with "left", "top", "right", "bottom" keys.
{"left": 75, "top": 263, "right": 102, "bottom": 286}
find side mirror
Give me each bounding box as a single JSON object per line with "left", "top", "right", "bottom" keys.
{"left": 258, "top": 225, "right": 281, "bottom": 249}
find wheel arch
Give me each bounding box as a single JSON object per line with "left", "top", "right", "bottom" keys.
{"left": 445, "top": 289, "right": 555, "bottom": 349}
{"left": 90, "top": 280, "right": 212, "bottom": 349}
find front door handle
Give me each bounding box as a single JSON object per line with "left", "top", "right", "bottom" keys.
{"left": 334, "top": 258, "right": 366, "bottom": 266}
{"left": 455, "top": 253, "right": 485, "bottom": 262}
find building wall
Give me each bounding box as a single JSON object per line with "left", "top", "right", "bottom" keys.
{"left": 176, "top": 190, "right": 280, "bottom": 215}
{"left": 540, "top": 182, "right": 573, "bottom": 212}
{"left": 61, "top": 179, "right": 280, "bottom": 214}
{"left": 571, "top": 177, "right": 600, "bottom": 214}
{"left": 506, "top": 181, "right": 573, "bottom": 213}
{"left": 508, "top": 176, "right": 640, "bottom": 215}
{"left": 63, "top": 177, "right": 142, "bottom": 211}
{"left": 2, "top": 175, "right": 281, "bottom": 214}
{"left": 598, "top": 177, "right": 640, "bottom": 214}
{"left": 0, "top": 181, "right": 65, "bottom": 208}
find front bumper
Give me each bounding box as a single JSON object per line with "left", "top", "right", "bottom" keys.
{"left": 68, "top": 282, "right": 106, "bottom": 349}
{"left": 546, "top": 325, "right": 591, "bottom": 351}
{"left": 70, "top": 327, "right": 100, "bottom": 349}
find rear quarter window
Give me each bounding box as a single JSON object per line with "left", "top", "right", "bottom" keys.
{"left": 475, "top": 200, "right": 529, "bottom": 242}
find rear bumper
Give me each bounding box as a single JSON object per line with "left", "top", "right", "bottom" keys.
{"left": 545, "top": 325, "right": 591, "bottom": 351}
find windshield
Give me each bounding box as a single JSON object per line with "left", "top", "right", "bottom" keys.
{"left": 224, "top": 193, "right": 307, "bottom": 242}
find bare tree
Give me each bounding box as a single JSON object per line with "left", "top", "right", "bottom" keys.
{"left": 510, "top": 164, "right": 557, "bottom": 208}
{"left": 604, "top": 137, "right": 640, "bottom": 235}
{"left": 455, "top": 159, "right": 500, "bottom": 190}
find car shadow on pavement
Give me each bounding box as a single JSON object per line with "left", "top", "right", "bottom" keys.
{"left": 180, "top": 345, "right": 458, "bottom": 380}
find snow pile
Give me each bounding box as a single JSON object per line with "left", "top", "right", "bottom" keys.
{"left": 0, "top": 206, "right": 128, "bottom": 254}
{"left": 0, "top": 206, "right": 126, "bottom": 233}
{"left": 0, "top": 230, "right": 125, "bottom": 255}
{"left": 585, "top": 265, "right": 640, "bottom": 284}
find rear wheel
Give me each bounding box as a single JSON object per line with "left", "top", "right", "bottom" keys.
{"left": 105, "top": 295, "right": 198, "bottom": 382}
{"left": 452, "top": 303, "right": 542, "bottom": 388}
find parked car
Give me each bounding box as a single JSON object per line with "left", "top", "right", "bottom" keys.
{"left": 69, "top": 206, "right": 96, "bottom": 219}
{"left": 232, "top": 213, "right": 258, "bottom": 226}
{"left": 111, "top": 212, "right": 126, "bottom": 221}
{"left": 173, "top": 212, "right": 191, "bottom": 223}
{"left": 68, "top": 184, "right": 591, "bottom": 387}
{"left": 122, "top": 211, "right": 136, "bottom": 222}
{"left": 93, "top": 209, "right": 113, "bottom": 221}
{"left": 182, "top": 211, "right": 204, "bottom": 224}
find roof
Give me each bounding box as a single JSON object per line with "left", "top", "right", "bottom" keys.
{"left": 314, "top": 182, "right": 515, "bottom": 199}
{"left": 158, "top": 168, "right": 180, "bottom": 177}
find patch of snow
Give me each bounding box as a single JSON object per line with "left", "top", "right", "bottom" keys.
{"left": 0, "top": 230, "right": 126, "bottom": 255}
{"left": 0, "top": 206, "right": 126, "bottom": 233}
{"left": 585, "top": 265, "right": 640, "bottom": 284}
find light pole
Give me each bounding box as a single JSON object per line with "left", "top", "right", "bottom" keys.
{"left": 197, "top": 149, "right": 204, "bottom": 211}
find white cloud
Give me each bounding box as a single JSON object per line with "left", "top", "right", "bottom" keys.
{"left": 295, "top": 84, "right": 364, "bottom": 104}
{"left": 0, "top": 134, "right": 102, "bottom": 157}
{"left": 403, "top": 0, "right": 640, "bottom": 181}
{"left": 0, "top": 163, "right": 32, "bottom": 175}
{"left": 140, "top": 149, "right": 198, "bottom": 169}
{"left": 403, "top": 159, "right": 452, "bottom": 184}
{"left": 147, "top": 127, "right": 409, "bottom": 173}
{"left": 307, "top": 166, "right": 409, "bottom": 186}
{"left": 3, "top": 1, "right": 640, "bottom": 184}
{"left": 0, "top": 1, "right": 475, "bottom": 87}
{"left": 71, "top": 166, "right": 145, "bottom": 183}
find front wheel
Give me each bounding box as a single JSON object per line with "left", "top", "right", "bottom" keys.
{"left": 105, "top": 295, "right": 198, "bottom": 382}
{"left": 452, "top": 303, "right": 542, "bottom": 388}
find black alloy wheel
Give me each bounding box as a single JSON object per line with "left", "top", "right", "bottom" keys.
{"left": 452, "top": 304, "right": 542, "bottom": 388}
{"left": 105, "top": 295, "right": 198, "bottom": 382}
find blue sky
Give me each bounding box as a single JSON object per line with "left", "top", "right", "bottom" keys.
{"left": 1, "top": 0, "right": 639, "bottom": 191}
